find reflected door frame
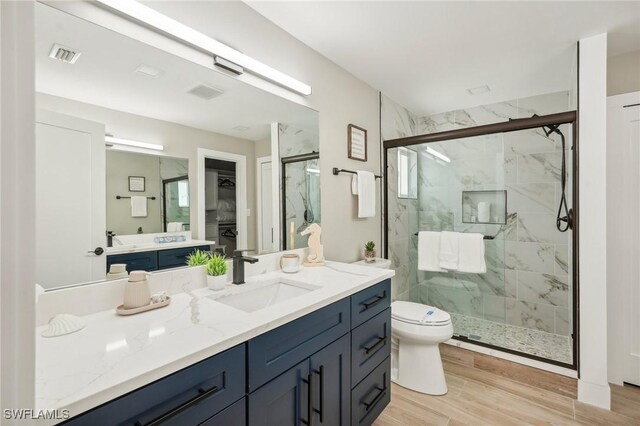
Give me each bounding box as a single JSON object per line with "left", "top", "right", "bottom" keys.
{"left": 256, "top": 155, "right": 277, "bottom": 253}
{"left": 197, "top": 148, "right": 247, "bottom": 250}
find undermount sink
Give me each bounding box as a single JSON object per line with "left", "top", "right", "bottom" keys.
{"left": 209, "top": 277, "right": 320, "bottom": 313}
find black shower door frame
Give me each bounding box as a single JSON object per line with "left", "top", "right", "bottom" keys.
{"left": 382, "top": 111, "right": 579, "bottom": 370}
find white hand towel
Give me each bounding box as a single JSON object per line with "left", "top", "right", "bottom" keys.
{"left": 438, "top": 231, "right": 460, "bottom": 270}
{"left": 418, "top": 231, "right": 445, "bottom": 272}
{"left": 356, "top": 171, "right": 376, "bottom": 218}
{"left": 458, "top": 233, "right": 487, "bottom": 273}
{"left": 131, "top": 196, "right": 147, "bottom": 217}
{"left": 351, "top": 174, "right": 358, "bottom": 195}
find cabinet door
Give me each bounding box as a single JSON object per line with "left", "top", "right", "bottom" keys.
{"left": 310, "top": 334, "right": 350, "bottom": 426}
{"left": 106, "top": 251, "right": 158, "bottom": 273}
{"left": 248, "top": 360, "right": 310, "bottom": 426}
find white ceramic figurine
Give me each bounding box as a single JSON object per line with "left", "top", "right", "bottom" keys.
{"left": 300, "top": 223, "right": 325, "bottom": 266}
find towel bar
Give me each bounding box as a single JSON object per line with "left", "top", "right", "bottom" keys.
{"left": 413, "top": 231, "right": 496, "bottom": 240}
{"left": 332, "top": 167, "right": 382, "bottom": 179}
{"left": 116, "top": 195, "right": 156, "bottom": 200}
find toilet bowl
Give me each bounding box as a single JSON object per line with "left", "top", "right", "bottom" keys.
{"left": 391, "top": 301, "right": 453, "bottom": 395}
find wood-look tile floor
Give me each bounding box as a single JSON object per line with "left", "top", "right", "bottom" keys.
{"left": 375, "top": 360, "right": 640, "bottom": 426}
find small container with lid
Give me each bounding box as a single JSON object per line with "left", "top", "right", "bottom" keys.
{"left": 123, "top": 271, "right": 151, "bottom": 309}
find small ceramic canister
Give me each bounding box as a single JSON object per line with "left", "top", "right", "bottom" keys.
{"left": 123, "top": 271, "right": 151, "bottom": 309}
{"left": 280, "top": 253, "right": 301, "bottom": 273}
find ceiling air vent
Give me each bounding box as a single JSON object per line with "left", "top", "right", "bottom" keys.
{"left": 48, "top": 43, "right": 81, "bottom": 64}
{"left": 187, "top": 84, "right": 224, "bottom": 100}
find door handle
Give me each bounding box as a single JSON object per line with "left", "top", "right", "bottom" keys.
{"left": 87, "top": 247, "right": 104, "bottom": 256}
{"left": 313, "top": 366, "right": 324, "bottom": 423}
{"left": 301, "top": 373, "right": 313, "bottom": 426}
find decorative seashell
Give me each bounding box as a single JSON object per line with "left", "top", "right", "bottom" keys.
{"left": 41, "top": 314, "right": 85, "bottom": 338}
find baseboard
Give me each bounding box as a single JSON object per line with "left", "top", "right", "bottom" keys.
{"left": 441, "top": 341, "right": 578, "bottom": 399}
{"left": 578, "top": 379, "right": 611, "bottom": 409}
{"left": 444, "top": 339, "right": 577, "bottom": 378}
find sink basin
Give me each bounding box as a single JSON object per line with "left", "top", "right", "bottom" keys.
{"left": 209, "top": 277, "right": 320, "bottom": 313}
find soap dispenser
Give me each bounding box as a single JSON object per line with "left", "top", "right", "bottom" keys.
{"left": 123, "top": 271, "right": 151, "bottom": 309}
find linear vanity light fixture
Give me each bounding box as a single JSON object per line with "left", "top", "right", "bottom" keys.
{"left": 105, "top": 135, "right": 164, "bottom": 151}
{"left": 95, "top": 0, "right": 313, "bottom": 96}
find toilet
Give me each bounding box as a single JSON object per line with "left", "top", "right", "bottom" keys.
{"left": 391, "top": 301, "right": 453, "bottom": 395}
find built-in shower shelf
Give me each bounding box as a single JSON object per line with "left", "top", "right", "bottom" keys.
{"left": 461, "top": 190, "right": 507, "bottom": 225}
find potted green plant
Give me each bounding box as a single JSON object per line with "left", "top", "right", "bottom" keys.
{"left": 364, "top": 241, "right": 376, "bottom": 263}
{"left": 186, "top": 249, "right": 209, "bottom": 281}
{"left": 207, "top": 253, "right": 228, "bottom": 290}
{"left": 186, "top": 249, "right": 210, "bottom": 267}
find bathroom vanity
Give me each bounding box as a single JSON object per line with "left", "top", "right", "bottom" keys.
{"left": 36, "top": 261, "right": 393, "bottom": 426}
{"left": 106, "top": 243, "right": 212, "bottom": 273}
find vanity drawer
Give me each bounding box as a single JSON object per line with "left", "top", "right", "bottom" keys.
{"left": 62, "top": 344, "right": 245, "bottom": 426}
{"left": 248, "top": 298, "right": 350, "bottom": 391}
{"left": 351, "top": 308, "right": 391, "bottom": 387}
{"left": 106, "top": 252, "right": 158, "bottom": 273}
{"left": 350, "top": 280, "right": 390, "bottom": 328}
{"left": 350, "top": 357, "right": 391, "bottom": 426}
{"left": 157, "top": 245, "right": 211, "bottom": 270}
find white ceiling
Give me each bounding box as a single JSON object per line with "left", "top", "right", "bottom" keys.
{"left": 35, "top": 3, "right": 317, "bottom": 141}
{"left": 247, "top": 1, "right": 640, "bottom": 116}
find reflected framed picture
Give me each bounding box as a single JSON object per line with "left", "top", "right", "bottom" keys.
{"left": 128, "top": 176, "right": 145, "bottom": 192}
{"left": 348, "top": 124, "right": 367, "bottom": 162}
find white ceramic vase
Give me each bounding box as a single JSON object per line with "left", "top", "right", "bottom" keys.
{"left": 207, "top": 275, "right": 227, "bottom": 291}
{"left": 123, "top": 271, "right": 151, "bottom": 309}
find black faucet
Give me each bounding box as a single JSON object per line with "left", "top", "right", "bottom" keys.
{"left": 232, "top": 249, "right": 259, "bottom": 284}
{"left": 106, "top": 231, "right": 116, "bottom": 248}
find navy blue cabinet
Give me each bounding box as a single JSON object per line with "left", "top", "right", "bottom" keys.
{"left": 248, "top": 298, "right": 350, "bottom": 391}
{"left": 106, "top": 251, "right": 158, "bottom": 273}
{"left": 310, "top": 334, "right": 351, "bottom": 426}
{"left": 62, "top": 344, "right": 245, "bottom": 426}
{"left": 248, "top": 359, "right": 310, "bottom": 426}
{"left": 106, "top": 244, "right": 211, "bottom": 273}
{"left": 62, "top": 279, "right": 391, "bottom": 426}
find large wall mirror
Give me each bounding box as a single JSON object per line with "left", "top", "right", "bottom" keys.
{"left": 35, "top": 3, "right": 320, "bottom": 290}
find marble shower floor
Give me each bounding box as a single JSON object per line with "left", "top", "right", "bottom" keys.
{"left": 450, "top": 313, "right": 573, "bottom": 365}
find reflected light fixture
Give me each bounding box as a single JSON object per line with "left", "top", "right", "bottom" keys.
{"left": 95, "top": 0, "right": 312, "bottom": 96}
{"left": 426, "top": 147, "right": 450, "bottom": 163}
{"left": 105, "top": 135, "right": 164, "bottom": 151}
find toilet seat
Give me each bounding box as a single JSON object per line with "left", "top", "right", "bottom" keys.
{"left": 392, "top": 301, "right": 451, "bottom": 326}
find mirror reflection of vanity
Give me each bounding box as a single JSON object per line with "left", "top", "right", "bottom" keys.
{"left": 34, "top": 3, "right": 320, "bottom": 290}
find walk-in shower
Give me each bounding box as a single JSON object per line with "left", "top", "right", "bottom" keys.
{"left": 384, "top": 111, "right": 577, "bottom": 368}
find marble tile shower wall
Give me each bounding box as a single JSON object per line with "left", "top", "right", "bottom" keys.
{"left": 382, "top": 95, "right": 420, "bottom": 302}
{"left": 279, "top": 124, "right": 321, "bottom": 249}
{"left": 382, "top": 91, "right": 573, "bottom": 337}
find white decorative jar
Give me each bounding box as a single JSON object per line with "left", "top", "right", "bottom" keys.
{"left": 123, "top": 271, "right": 151, "bottom": 309}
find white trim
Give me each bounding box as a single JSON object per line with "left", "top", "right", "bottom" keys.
{"left": 256, "top": 155, "right": 272, "bottom": 253}
{"left": 578, "top": 380, "right": 611, "bottom": 410}
{"left": 270, "top": 123, "right": 281, "bottom": 251}
{"left": 1, "top": 1, "right": 36, "bottom": 415}
{"left": 197, "top": 148, "right": 247, "bottom": 250}
{"left": 443, "top": 340, "right": 578, "bottom": 378}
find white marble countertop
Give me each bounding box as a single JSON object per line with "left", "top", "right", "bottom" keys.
{"left": 35, "top": 261, "right": 394, "bottom": 421}
{"left": 105, "top": 239, "right": 214, "bottom": 255}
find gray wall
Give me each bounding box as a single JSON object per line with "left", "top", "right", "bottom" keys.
{"left": 37, "top": 93, "right": 259, "bottom": 249}
{"left": 106, "top": 150, "right": 162, "bottom": 235}
{"left": 607, "top": 50, "right": 640, "bottom": 96}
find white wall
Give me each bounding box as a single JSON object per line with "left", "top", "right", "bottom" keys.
{"left": 577, "top": 33, "right": 610, "bottom": 410}
{"left": 37, "top": 93, "right": 259, "bottom": 249}
{"left": 608, "top": 50, "right": 640, "bottom": 96}
{"left": 144, "top": 1, "right": 382, "bottom": 262}
{"left": 1, "top": 1, "right": 36, "bottom": 417}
